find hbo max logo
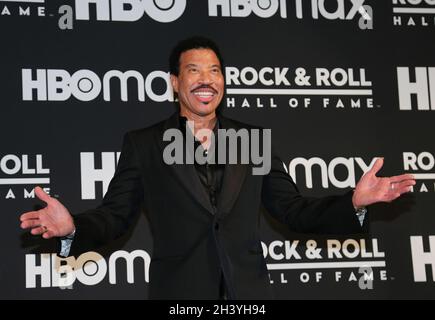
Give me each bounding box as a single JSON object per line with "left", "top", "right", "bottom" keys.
{"left": 209, "top": 0, "right": 372, "bottom": 22}
{"left": 21, "top": 69, "right": 173, "bottom": 102}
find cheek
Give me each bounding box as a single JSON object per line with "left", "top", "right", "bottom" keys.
{"left": 178, "top": 84, "right": 191, "bottom": 96}
{"left": 217, "top": 79, "right": 225, "bottom": 91}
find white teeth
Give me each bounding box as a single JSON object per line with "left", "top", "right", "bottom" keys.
{"left": 193, "top": 91, "right": 214, "bottom": 97}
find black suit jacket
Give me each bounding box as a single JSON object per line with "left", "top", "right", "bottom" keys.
{"left": 69, "top": 113, "right": 365, "bottom": 299}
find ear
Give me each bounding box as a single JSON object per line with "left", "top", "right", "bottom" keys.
{"left": 170, "top": 74, "right": 179, "bottom": 93}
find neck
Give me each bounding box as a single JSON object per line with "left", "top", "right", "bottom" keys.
{"left": 180, "top": 109, "right": 217, "bottom": 135}
{"left": 179, "top": 108, "right": 217, "bottom": 150}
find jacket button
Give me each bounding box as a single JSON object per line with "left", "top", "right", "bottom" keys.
{"left": 214, "top": 223, "right": 219, "bottom": 230}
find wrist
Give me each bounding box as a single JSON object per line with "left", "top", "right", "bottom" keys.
{"left": 352, "top": 190, "right": 363, "bottom": 210}
{"left": 61, "top": 228, "right": 75, "bottom": 240}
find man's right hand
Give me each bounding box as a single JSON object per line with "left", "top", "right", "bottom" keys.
{"left": 20, "top": 186, "right": 75, "bottom": 239}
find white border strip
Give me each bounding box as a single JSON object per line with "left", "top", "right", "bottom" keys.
{"left": 267, "top": 261, "right": 386, "bottom": 270}
{"left": 0, "top": 0, "right": 45, "bottom": 3}
{"left": 413, "top": 173, "right": 435, "bottom": 180}
{"left": 226, "top": 88, "right": 373, "bottom": 96}
{"left": 393, "top": 7, "right": 435, "bottom": 14}
{"left": 0, "top": 178, "right": 50, "bottom": 185}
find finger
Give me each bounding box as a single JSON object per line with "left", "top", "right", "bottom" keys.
{"left": 21, "top": 219, "right": 41, "bottom": 229}
{"left": 385, "top": 184, "right": 414, "bottom": 201}
{"left": 369, "top": 158, "right": 384, "bottom": 176}
{"left": 389, "top": 186, "right": 412, "bottom": 196}
{"left": 20, "top": 211, "right": 40, "bottom": 221}
{"left": 42, "top": 230, "right": 55, "bottom": 239}
{"left": 31, "top": 226, "right": 47, "bottom": 235}
{"left": 389, "top": 174, "right": 415, "bottom": 184}
{"left": 394, "top": 180, "right": 416, "bottom": 190}
{"left": 34, "top": 186, "right": 51, "bottom": 203}
{"left": 385, "top": 179, "right": 415, "bottom": 197}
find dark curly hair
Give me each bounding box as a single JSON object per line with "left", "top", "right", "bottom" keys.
{"left": 169, "top": 36, "right": 224, "bottom": 76}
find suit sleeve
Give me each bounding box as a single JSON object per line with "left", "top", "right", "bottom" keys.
{"left": 68, "top": 132, "right": 144, "bottom": 256}
{"left": 261, "top": 150, "right": 367, "bottom": 235}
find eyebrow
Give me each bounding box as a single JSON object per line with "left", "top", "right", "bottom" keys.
{"left": 184, "top": 63, "right": 221, "bottom": 69}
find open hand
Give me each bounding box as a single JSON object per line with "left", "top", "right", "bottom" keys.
{"left": 352, "top": 158, "right": 416, "bottom": 208}
{"left": 20, "top": 187, "right": 75, "bottom": 239}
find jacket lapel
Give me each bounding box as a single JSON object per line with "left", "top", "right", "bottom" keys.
{"left": 155, "top": 113, "right": 215, "bottom": 215}
{"left": 216, "top": 115, "right": 249, "bottom": 217}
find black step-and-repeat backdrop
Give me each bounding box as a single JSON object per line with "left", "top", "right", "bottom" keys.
{"left": 1, "top": 0, "right": 434, "bottom": 299}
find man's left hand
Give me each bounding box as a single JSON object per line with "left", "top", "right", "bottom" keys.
{"left": 352, "top": 158, "right": 416, "bottom": 209}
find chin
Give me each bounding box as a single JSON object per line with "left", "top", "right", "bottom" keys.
{"left": 195, "top": 106, "right": 218, "bottom": 115}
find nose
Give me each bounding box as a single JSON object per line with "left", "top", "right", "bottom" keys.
{"left": 198, "top": 70, "right": 213, "bottom": 84}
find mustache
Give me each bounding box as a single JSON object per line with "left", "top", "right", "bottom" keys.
{"left": 191, "top": 84, "right": 218, "bottom": 94}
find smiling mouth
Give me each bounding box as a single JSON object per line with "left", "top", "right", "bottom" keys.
{"left": 191, "top": 86, "right": 218, "bottom": 104}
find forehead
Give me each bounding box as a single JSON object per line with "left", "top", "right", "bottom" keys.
{"left": 179, "top": 48, "right": 221, "bottom": 67}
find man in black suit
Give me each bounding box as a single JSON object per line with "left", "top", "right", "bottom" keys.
{"left": 20, "top": 37, "right": 415, "bottom": 299}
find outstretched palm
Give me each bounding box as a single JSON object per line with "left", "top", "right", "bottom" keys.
{"left": 20, "top": 187, "right": 75, "bottom": 239}
{"left": 352, "top": 158, "right": 416, "bottom": 208}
